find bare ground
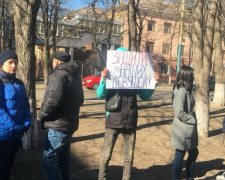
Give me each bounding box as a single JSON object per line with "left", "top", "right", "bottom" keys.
{"left": 10, "top": 97, "right": 225, "bottom": 180}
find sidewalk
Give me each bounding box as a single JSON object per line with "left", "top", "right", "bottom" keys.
{"left": 10, "top": 84, "right": 225, "bottom": 180}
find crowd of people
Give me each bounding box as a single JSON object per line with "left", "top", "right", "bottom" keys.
{"left": 0, "top": 48, "right": 224, "bottom": 180}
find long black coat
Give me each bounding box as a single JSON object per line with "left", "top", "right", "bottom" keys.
{"left": 39, "top": 62, "right": 84, "bottom": 133}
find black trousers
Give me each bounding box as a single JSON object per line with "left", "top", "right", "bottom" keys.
{"left": 0, "top": 139, "right": 20, "bottom": 180}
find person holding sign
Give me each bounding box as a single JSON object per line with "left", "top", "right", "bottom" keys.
{"left": 97, "top": 47, "right": 159, "bottom": 180}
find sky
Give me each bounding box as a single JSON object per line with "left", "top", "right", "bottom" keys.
{"left": 65, "top": 0, "right": 85, "bottom": 10}
{"left": 65, "top": 0, "right": 172, "bottom": 11}
{"left": 65, "top": 0, "right": 104, "bottom": 10}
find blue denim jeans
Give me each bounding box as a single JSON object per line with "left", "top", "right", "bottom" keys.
{"left": 0, "top": 139, "right": 20, "bottom": 180}
{"left": 43, "top": 128, "right": 72, "bottom": 180}
{"left": 172, "top": 148, "right": 199, "bottom": 180}
{"left": 98, "top": 128, "right": 136, "bottom": 180}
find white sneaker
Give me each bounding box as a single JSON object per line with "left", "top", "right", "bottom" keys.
{"left": 216, "top": 172, "right": 225, "bottom": 180}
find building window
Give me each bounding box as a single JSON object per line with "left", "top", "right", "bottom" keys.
{"left": 98, "top": 43, "right": 107, "bottom": 51}
{"left": 147, "top": 21, "right": 156, "bottom": 31}
{"left": 163, "top": 43, "right": 170, "bottom": 54}
{"left": 177, "top": 45, "right": 185, "bottom": 56}
{"left": 161, "top": 63, "right": 168, "bottom": 74}
{"left": 223, "top": 50, "right": 225, "bottom": 59}
{"left": 112, "top": 25, "right": 119, "bottom": 34}
{"left": 114, "top": 44, "right": 120, "bottom": 50}
{"left": 36, "top": 21, "right": 44, "bottom": 34}
{"left": 164, "top": 23, "right": 171, "bottom": 34}
{"left": 57, "top": 25, "right": 64, "bottom": 36}
{"left": 65, "top": 47, "right": 70, "bottom": 53}
{"left": 146, "top": 42, "right": 155, "bottom": 53}
{"left": 181, "top": 45, "right": 185, "bottom": 56}
{"left": 183, "top": 25, "right": 189, "bottom": 35}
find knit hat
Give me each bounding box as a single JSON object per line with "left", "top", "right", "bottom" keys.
{"left": 53, "top": 51, "right": 71, "bottom": 62}
{"left": 0, "top": 50, "right": 18, "bottom": 67}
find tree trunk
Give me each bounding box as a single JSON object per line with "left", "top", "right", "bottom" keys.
{"left": 91, "top": 1, "right": 105, "bottom": 69}
{"left": 41, "top": 0, "right": 52, "bottom": 84}
{"left": 44, "top": 42, "right": 50, "bottom": 84}
{"left": 193, "top": 0, "right": 218, "bottom": 138}
{"left": 168, "top": 22, "right": 177, "bottom": 85}
{"left": 213, "top": 2, "right": 224, "bottom": 106}
{"left": 1, "top": 0, "right": 5, "bottom": 50}
{"left": 107, "top": 0, "right": 116, "bottom": 50}
{"left": 51, "top": 0, "right": 59, "bottom": 54}
{"left": 128, "top": 0, "right": 137, "bottom": 51}
{"left": 12, "top": 0, "right": 41, "bottom": 150}
{"left": 6, "top": 17, "right": 14, "bottom": 50}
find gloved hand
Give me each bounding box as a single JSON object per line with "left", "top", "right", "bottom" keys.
{"left": 13, "top": 124, "right": 24, "bottom": 135}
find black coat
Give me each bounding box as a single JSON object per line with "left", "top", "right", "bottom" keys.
{"left": 39, "top": 62, "right": 84, "bottom": 133}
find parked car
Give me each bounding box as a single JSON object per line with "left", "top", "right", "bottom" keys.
{"left": 193, "top": 75, "right": 215, "bottom": 90}
{"left": 82, "top": 72, "right": 101, "bottom": 90}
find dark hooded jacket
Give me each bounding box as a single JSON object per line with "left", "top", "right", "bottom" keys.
{"left": 39, "top": 62, "right": 84, "bottom": 133}
{"left": 97, "top": 78, "right": 155, "bottom": 129}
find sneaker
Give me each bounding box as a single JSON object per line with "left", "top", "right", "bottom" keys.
{"left": 216, "top": 172, "right": 225, "bottom": 180}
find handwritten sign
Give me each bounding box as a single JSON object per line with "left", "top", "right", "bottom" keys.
{"left": 106, "top": 50, "right": 155, "bottom": 89}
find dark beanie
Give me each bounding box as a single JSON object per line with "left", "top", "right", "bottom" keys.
{"left": 0, "top": 50, "right": 18, "bottom": 67}
{"left": 53, "top": 51, "right": 71, "bottom": 62}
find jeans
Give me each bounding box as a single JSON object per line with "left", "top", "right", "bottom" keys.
{"left": 172, "top": 148, "right": 199, "bottom": 180}
{"left": 98, "top": 128, "right": 136, "bottom": 180}
{"left": 0, "top": 139, "right": 20, "bottom": 180}
{"left": 43, "top": 128, "right": 72, "bottom": 180}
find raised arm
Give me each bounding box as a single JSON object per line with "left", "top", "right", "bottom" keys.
{"left": 96, "top": 68, "right": 109, "bottom": 99}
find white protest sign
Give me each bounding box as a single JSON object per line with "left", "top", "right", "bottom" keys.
{"left": 106, "top": 50, "right": 155, "bottom": 89}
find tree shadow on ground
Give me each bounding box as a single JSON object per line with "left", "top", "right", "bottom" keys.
{"left": 70, "top": 158, "right": 225, "bottom": 180}
{"left": 209, "top": 128, "right": 224, "bottom": 137}
{"left": 195, "top": 158, "right": 225, "bottom": 180}
{"left": 82, "top": 101, "right": 105, "bottom": 106}
{"left": 210, "top": 108, "right": 225, "bottom": 115}
{"left": 71, "top": 118, "right": 173, "bottom": 143}
{"left": 71, "top": 132, "right": 105, "bottom": 143}
{"left": 138, "top": 102, "right": 171, "bottom": 110}
{"left": 79, "top": 112, "right": 106, "bottom": 118}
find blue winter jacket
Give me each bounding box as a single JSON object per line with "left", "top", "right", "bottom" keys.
{"left": 0, "top": 70, "right": 31, "bottom": 141}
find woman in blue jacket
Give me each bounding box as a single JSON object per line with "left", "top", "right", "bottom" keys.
{"left": 0, "top": 50, "right": 31, "bottom": 180}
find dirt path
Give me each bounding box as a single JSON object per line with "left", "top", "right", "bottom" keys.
{"left": 10, "top": 98, "right": 225, "bottom": 180}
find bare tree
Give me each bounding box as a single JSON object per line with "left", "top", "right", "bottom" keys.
{"left": 0, "top": 0, "right": 12, "bottom": 50}
{"left": 106, "top": 0, "right": 117, "bottom": 50}
{"left": 192, "top": 0, "right": 218, "bottom": 137}
{"left": 168, "top": 22, "right": 178, "bottom": 85}
{"left": 128, "top": 0, "right": 137, "bottom": 51}
{"left": 41, "top": 0, "right": 64, "bottom": 84}
{"left": 12, "top": 0, "right": 41, "bottom": 150}
{"left": 0, "top": 0, "right": 5, "bottom": 50}
{"left": 213, "top": 1, "right": 224, "bottom": 106}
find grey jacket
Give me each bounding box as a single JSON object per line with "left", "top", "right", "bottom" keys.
{"left": 171, "top": 87, "right": 198, "bottom": 150}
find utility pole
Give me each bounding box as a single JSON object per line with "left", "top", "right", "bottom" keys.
{"left": 177, "top": 0, "right": 185, "bottom": 74}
